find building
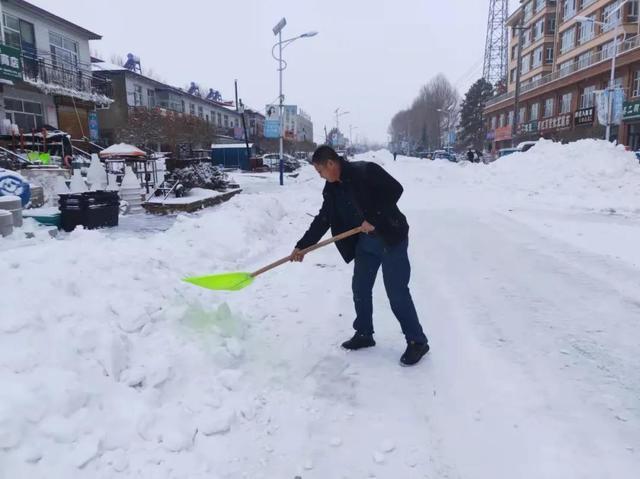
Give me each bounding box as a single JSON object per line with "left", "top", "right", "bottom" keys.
{"left": 295, "top": 108, "right": 313, "bottom": 143}
{"left": 264, "top": 103, "right": 314, "bottom": 143}
{"left": 92, "top": 60, "right": 242, "bottom": 147}
{"left": 0, "top": 0, "right": 112, "bottom": 140}
{"left": 243, "top": 108, "right": 265, "bottom": 141}
{"left": 485, "top": 0, "right": 640, "bottom": 151}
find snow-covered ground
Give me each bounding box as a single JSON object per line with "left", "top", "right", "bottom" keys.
{"left": 1, "top": 140, "right": 639, "bottom": 478}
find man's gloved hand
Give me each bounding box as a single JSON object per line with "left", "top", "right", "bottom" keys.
{"left": 361, "top": 220, "right": 376, "bottom": 234}
{"left": 290, "top": 248, "right": 305, "bottom": 262}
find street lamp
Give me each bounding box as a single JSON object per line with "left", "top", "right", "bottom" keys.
{"left": 576, "top": 0, "right": 629, "bottom": 142}
{"left": 335, "top": 108, "right": 350, "bottom": 131}
{"left": 272, "top": 18, "right": 318, "bottom": 185}
{"left": 349, "top": 124, "right": 358, "bottom": 148}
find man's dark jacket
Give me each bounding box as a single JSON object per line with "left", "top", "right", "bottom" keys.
{"left": 295, "top": 158, "right": 409, "bottom": 263}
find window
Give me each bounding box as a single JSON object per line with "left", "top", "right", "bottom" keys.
{"left": 577, "top": 52, "right": 591, "bottom": 69}
{"left": 630, "top": 0, "right": 639, "bottom": 20}
{"left": 522, "top": 29, "right": 532, "bottom": 48}
{"left": 545, "top": 46, "right": 554, "bottom": 63}
{"left": 147, "top": 89, "right": 156, "bottom": 108}
{"left": 4, "top": 98, "right": 43, "bottom": 131}
{"left": 491, "top": 116, "right": 497, "bottom": 129}
{"left": 560, "top": 93, "right": 572, "bottom": 113}
{"left": 563, "top": 0, "right": 576, "bottom": 21}
{"left": 3, "top": 14, "right": 21, "bottom": 49}
{"left": 206, "top": 114, "right": 209, "bottom": 123}
{"left": 223, "top": 115, "right": 229, "bottom": 127}
{"left": 579, "top": 15, "right": 595, "bottom": 44}
{"left": 601, "top": 40, "right": 616, "bottom": 60}
{"left": 217, "top": 112, "right": 222, "bottom": 125}
{"left": 189, "top": 103, "right": 196, "bottom": 115}
{"left": 533, "top": 46, "right": 544, "bottom": 68}
{"left": 632, "top": 70, "right": 640, "bottom": 97}
{"left": 524, "top": 1, "right": 534, "bottom": 21}
{"left": 198, "top": 106, "right": 204, "bottom": 119}
{"left": 580, "top": 85, "right": 595, "bottom": 108}
{"left": 533, "top": 19, "right": 545, "bottom": 41}
{"left": 133, "top": 85, "right": 143, "bottom": 106}
{"left": 530, "top": 102, "right": 540, "bottom": 120}
{"left": 580, "top": 0, "right": 597, "bottom": 8}
{"left": 512, "top": 45, "right": 518, "bottom": 60}
{"left": 499, "top": 113, "right": 506, "bottom": 127}
{"left": 49, "top": 31, "right": 78, "bottom": 69}
{"left": 518, "top": 106, "right": 527, "bottom": 124}
{"left": 547, "top": 16, "right": 556, "bottom": 35}
{"left": 510, "top": 67, "right": 517, "bottom": 83}
{"left": 544, "top": 98, "right": 555, "bottom": 117}
{"left": 603, "top": 2, "right": 621, "bottom": 32}
{"left": 560, "top": 27, "right": 576, "bottom": 54}
{"left": 535, "top": 0, "right": 546, "bottom": 12}
{"left": 522, "top": 54, "right": 531, "bottom": 74}
{"left": 508, "top": 111, "right": 514, "bottom": 126}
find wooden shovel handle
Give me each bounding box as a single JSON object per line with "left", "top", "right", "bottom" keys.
{"left": 251, "top": 226, "right": 363, "bottom": 278}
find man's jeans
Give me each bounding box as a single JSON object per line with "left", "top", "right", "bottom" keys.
{"left": 352, "top": 234, "right": 428, "bottom": 344}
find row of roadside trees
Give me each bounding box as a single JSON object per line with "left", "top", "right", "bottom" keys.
{"left": 388, "top": 75, "right": 496, "bottom": 153}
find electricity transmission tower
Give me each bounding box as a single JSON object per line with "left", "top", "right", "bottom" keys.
{"left": 483, "top": 0, "right": 509, "bottom": 87}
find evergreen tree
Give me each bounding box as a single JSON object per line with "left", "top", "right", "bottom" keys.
{"left": 457, "top": 78, "right": 494, "bottom": 151}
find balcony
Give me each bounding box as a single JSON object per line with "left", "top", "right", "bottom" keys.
{"left": 485, "top": 34, "right": 640, "bottom": 108}
{"left": 17, "top": 50, "right": 113, "bottom": 105}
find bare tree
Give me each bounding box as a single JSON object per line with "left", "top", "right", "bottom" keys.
{"left": 388, "top": 74, "right": 459, "bottom": 152}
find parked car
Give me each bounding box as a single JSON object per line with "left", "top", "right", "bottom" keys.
{"left": 261, "top": 153, "right": 301, "bottom": 171}
{"left": 432, "top": 150, "right": 457, "bottom": 162}
{"left": 497, "top": 148, "right": 520, "bottom": 158}
{"left": 516, "top": 141, "right": 537, "bottom": 152}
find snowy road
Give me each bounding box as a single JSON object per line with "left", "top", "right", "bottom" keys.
{"left": 2, "top": 143, "right": 639, "bottom": 478}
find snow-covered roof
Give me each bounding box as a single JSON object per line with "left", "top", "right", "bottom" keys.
{"left": 91, "top": 61, "right": 126, "bottom": 72}
{"left": 99, "top": 143, "right": 146, "bottom": 158}
{"left": 211, "top": 143, "right": 254, "bottom": 149}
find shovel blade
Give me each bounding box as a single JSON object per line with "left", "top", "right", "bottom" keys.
{"left": 183, "top": 272, "right": 254, "bottom": 291}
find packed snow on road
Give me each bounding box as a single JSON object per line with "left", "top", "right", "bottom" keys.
{"left": 1, "top": 139, "right": 639, "bottom": 478}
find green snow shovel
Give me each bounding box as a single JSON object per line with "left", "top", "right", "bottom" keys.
{"left": 183, "top": 226, "right": 363, "bottom": 291}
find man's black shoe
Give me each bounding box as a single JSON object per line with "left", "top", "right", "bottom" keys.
{"left": 400, "top": 341, "right": 430, "bottom": 366}
{"left": 341, "top": 332, "right": 376, "bottom": 350}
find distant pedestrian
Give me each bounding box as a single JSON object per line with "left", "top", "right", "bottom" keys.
{"left": 476, "top": 150, "right": 484, "bottom": 163}
{"left": 466, "top": 148, "right": 474, "bottom": 162}
{"left": 393, "top": 151, "right": 397, "bottom": 161}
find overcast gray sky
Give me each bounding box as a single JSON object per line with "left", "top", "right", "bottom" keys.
{"left": 33, "top": 0, "right": 520, "bottom": 144}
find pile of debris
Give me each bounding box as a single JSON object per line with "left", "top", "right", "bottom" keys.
{"left": 167, "top": 163, "right": 233, "bottom": 197}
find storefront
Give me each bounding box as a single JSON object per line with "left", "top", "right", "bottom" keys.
{"left": 493, "top": 126, "right": 512, "bottom": 151}
{"left": 622, "top": 99, "right": 640, "bottom": 151}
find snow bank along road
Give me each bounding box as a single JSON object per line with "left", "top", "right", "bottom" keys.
{"left": 1, "top": 142, "right": 638, "bottom": 478}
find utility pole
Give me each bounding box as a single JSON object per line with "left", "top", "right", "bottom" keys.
{"left": 234, "top": 79, "right": 239, "bottom": 112}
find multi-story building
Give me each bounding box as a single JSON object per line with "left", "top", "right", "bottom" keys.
{"left": 295, "top": 108, "right": 314, "bottom": 143}
{"left": 485, "top": 0, "right": 640, "bottom": 151}
{"left": 92, "top": 60, "right": 242, "bottom": 146}
{"left": 0, "top": 0, "right": 112, "bottom": 140}
{"left": 243, "top": 108, "right": 265, "bottom": 141}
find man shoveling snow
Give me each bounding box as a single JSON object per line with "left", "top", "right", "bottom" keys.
{"left": 292, "top": 145, "right": 430, "bottom": 366}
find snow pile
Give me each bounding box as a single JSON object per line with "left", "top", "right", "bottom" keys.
{"left": 486, "top": 139, "right": 640, "bottom": 209}
{"left": 389, "top": 139, "right": 640, "bottom": 212}
{"left": 0, "top": 181, "right": 303, "bottom": 478}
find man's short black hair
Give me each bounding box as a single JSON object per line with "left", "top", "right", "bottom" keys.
{"left": 312, "top": 145, "right": 340, "bottom": 165}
